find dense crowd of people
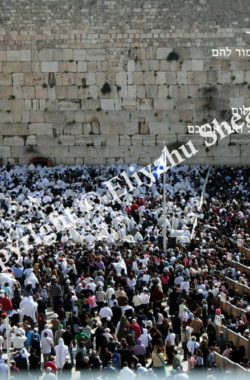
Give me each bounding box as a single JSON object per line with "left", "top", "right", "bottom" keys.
{"left": 0, "top": 163, "right": 249, "bottom": 380}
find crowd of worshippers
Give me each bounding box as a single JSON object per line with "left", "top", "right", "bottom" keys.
{"left": 0, "top": 164, "right": 248, "bottom": 379}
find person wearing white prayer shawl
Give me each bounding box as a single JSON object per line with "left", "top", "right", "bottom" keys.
{"left": 69, "top": 228, "right": 83, "bottom": 244}
{"left": 110, "top": 228, "right": 119, "bottom": 241}
{"left": 20, "top": 296, "right": 38, "bottom": 323}
{"left": 44, "top": 233, "right": 57, "bottom": 245}
{"left": 158, "top": 214, "right": 172, "bottom": 230}
{"left": 55, "top": 338, "right": 69, "bottom": 369}
{"left": 24, "top": 272, "right": 39, "bottom": 289}
{"left": 117, "top": 225, "right": 126, "bottom": 240}
{"left": 134, "top": 230, "right": 143, "bottom": 242}
{"left": 113, "top": 256, "right": 127, "bottom": 276}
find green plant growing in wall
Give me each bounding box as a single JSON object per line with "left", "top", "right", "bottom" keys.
{"left": 9, "top": 95, "right": 16, "bottom": 100}
{"left": 66, "top": 120, "right": 76, "bottom": 126}
{"left": 42, "top": 83, "right": 48, "bottom": 88}
{"left": 167, "top": 51, "right": 179, "bottom": 61}
{"left": 101, "top": 82, "right": 111, "bottom": 95}
{"left": 231, "top": 75, "right": 236, "bottom": 81}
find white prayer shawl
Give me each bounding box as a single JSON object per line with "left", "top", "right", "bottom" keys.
{"left": 49, "top": 215, "right": 62, "bottom": 232}
{"left": 21, "top": 296, "right": 37, "bottom": 322}
{"left": 113, "top": 257, "right": 127, "bottom": 276}
{"left": 110, "top": 229, "right": 119, "bottom": 241}
{"left": 55, "top": 338, "right": 69, "bottom": 369}
{"left": 20, "top": 236, "right": 31, "bottom": 251}
{"left": 43, "top": 233, "right": 57, "bottom": 246}
{"left": 69, "top": 228, "right": 83, "bottom": 244}
{"left": 24, "top": 272, "right": 39, "bottom": 289}
{"left": 134, "top": 231, "right": 143, "bottom": 242}
{"left": 64, "top": 209, "right": 76, "bottom": 225}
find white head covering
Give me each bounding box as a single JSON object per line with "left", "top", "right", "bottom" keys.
{"left": 55, "top": 338, "right": 69, "bottom": 369}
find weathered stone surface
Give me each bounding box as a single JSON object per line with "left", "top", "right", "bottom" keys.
{"left": 41, "top": 62, "right": 59, "bottom": 73}
{"left": 3, "top": 136, "right": 24, "bottom": 146}
{"left": 0, "top": 0, "right": 249, "bottom": 165}
{"left": 29, "top": 123, "right": 53, "bottom": 136}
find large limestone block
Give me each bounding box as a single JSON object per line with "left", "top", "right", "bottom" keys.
{"left": 143, "top": 72, "right": 155, "bottom": 85}
{"left": 86, "top": 49, "right": 105, "bottom": 61}
{"left": 59, "top": 100, "right": 81, "bottom": 110}
{"left": 191, "top": 60, "right": 203, "bottom": 71}
{"left": 154, "top": 99, "right": 174, "bottom": 111}
{"left": 137, "top": 99, "right": 153, "bottom": 110}
{"left": 7, "top": 50, "right": 20, "bottom": 61}
{"left": 0, "top": 124, "right": 28, "bottom": 135}
{"left": 29, "top": 123, "right": 53, "bottom": 135}
{"left": 143, "top": 136, "right": 156, "bottom": 146}
{"left": 41, "top": 61, "right": 59, "bottom": 72}
{"left": 116, "top": 72, "right": 127, "bottom": 85}
{"left": 20, "top": 50, "right": 31, "bottom": 61}
{"left": 38, "top": 49, "right": 54, "bottom": 60}
{"left": 156, "top": 48, "right": 172, "bottom": 59}
{"left": 101, "top": 99, "right": 121, "bottom": 111}
{"left": 12, "top": 73, "right": 24, "bottom": 86}
{"left": 165, "top": 72, "right": 177, "bottom": 84}
{"left": 73, "top": 49, "right": 86, "bottom": 61}
{"left": 119, "top": 135, "right": 131, "bottom": 145}
{"left": 22, "top": 86, "right": 35, "bottom": 99}
{"left": 101, "top": 122, "right": 138, "bottom": 135}
{"left": 128, "top": 60, "right": 136, "bottom": 72}
{"left": 0, "top": 51, "right": 7, "bottom": 61}
{"left": 0, "top": 74, "right": 12, "bottom": 85}
{"left": 149, "top": 122, "right": 170, "bottom": 134}
{"left": 132, "top": 72, "right": 144, "bottom": 84}
{"left": 3, "top": 137, "right": 24, "bottom": 146}
{"left": 0, "top": 146, "right": 11, "bottom": 159}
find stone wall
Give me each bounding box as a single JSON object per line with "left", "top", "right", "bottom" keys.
{"left": 0, "top": 0, "right": 250, "bottom": 165}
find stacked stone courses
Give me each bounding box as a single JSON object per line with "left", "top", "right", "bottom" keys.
{"left": 0, "top": 0, "right": 249, "bottom": 165}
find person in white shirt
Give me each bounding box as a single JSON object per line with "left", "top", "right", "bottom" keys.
{"left": 165, "top": 328, "right": 176, "bottom": 363}
{"left": 140, "top": 288, "right": 150, "bottom": 310}
{"left": 11, "top": 332, "right": 27, "bottom": 350}
{"left": 139, "top": 328, "right": 152, "bottom": 350}
{"left": 119, "top": 362, "right": 135, "bottom": 380}
{"left": 132, "top": 291, "right": 142, "bottom": 311}
{"left": 41, "top": 332, "right": 54, "bottom": 363}
{"left": 41, "top": 325, "right": 53, "bottom": 340}
{"left": 187, "top": 336, "right": 200, "bottom": 355}
{"left": 180, "top": 278, "right": 190, "bottom": 293}
{"left": 142, "top": 271, "right": 151, "bottom": 285}
{"left": 99, "top": 304, "right": 113, "bottom": 321}
{"left": 106, "top": 286, "right": 115, "bottom": 301}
